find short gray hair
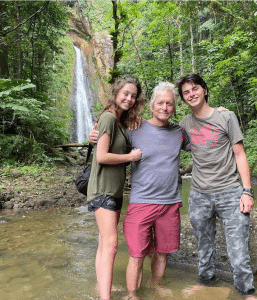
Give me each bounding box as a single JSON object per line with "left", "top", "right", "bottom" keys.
{"left": 149, "top": 81, "right": 178, "bottom": 107}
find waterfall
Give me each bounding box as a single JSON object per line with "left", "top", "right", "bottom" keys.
{"left": 73, "top": 45, "right": 94, "bottom": 143}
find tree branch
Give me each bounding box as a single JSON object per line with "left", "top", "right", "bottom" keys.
{"left": 0, "top": 1, "right": 50, "bottom": 42}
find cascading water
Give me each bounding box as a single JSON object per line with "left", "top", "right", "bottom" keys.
{"left": 73, "top": 45, "right": 94, "bottom": 143}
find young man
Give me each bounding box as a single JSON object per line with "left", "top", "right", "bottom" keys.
{"left": 177, "top": 73, "right": 256, "bottom": 299}
{"left": 89, "top": 81, "right": 190, "bottom": 299}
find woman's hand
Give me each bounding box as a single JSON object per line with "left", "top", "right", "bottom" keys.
{"left": 129, "top": 148, "right": 142, "bottom": 161}
{"left": 89, "top": 123, "right": 99, "bottom": 145}
{"left": 217, "top": 106, "right": 229, "bottom": 113}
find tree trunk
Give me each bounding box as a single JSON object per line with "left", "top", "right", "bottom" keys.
{"left": 0, "top": 2, "right": 9, "bottom": 77}
{"left": 109, "top": 0, "right": 120, "bottom": 84}
{"left": 179, "top": 25, "right": 183, "bottom": 76}
{"left": 190, "top": 19, "right": 195, "bottom": 73}
{"left": 16, "top": 4, "right": 22, "bottom": 78}
{"left": 129, "top": 30, "right": 150, "bottom": 99}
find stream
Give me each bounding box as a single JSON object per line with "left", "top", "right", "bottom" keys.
{"left": 0, "top": 180, "right": 256, "bottom": 300}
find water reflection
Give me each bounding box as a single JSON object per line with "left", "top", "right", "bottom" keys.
{"left": 0, "top": 180, "right": 256, "bottom": 299}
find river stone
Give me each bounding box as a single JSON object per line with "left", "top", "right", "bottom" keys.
{"left": 76, "top": 157, "right": 87, "bottom": 166}
{"left": 78, "top": 149, "right": 87, "bottom": 156}
{"left": 184, "top": 161, "right": 193, "bottom": 173}
{"left": 179, "top": 168, "right": 186, "bottom": 175}
{"left": 13, "top": 203, "right": 24, "bottom": 209}
{"left": 35, "top": 199, "right": 58, "bottom": 208}
{"left": 65, "top": 155, "right": 77, "bottom": 166}
{"left": 11, "top": 170, "right": 21, "bottom": 177}
{"left": 2, "top": 201, "right": 14, "bottom": 209}
{"left": 0, "top": 216, "right": 8, "bottom": 223}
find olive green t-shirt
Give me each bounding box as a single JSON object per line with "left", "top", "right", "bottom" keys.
{"left": 87, "top": 112, "right": 127, "bottom": 202}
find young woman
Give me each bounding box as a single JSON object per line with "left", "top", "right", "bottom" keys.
{"left": 87, "top": 77, "right": 144, "bottom": 300}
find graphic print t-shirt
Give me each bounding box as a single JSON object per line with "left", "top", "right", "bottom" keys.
{"left": 180, "top": 108, "right": 243, "bottom": 192}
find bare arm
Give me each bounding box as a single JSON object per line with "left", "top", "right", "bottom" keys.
{"left": 96, "top": 132, "right": 142, "bottom": 165}
{"left": 232, "top": 141, "right": 254, "bottom": 213}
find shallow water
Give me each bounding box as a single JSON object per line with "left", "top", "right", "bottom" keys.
{"left": 0, "top": 181, "right": 256, "bottom": 300}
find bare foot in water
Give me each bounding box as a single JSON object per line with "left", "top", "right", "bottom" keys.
{"left": 154, "top": 284, "right": 173, "bottom": 297}
{"left": 245, "top": 295, "right": 257, "bottom": 300}
{"left": 122, "top": 292, "right": 140, "bottom": 300}
{"left": 111, "top": 285, "right": 124, "bottom": 292}
{"left": 181, "top": 285, "right": 204, "bottom": 298}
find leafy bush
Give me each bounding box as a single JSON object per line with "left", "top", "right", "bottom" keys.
{"left": 244, "top": 120, "right": 257, "bottom": 176}
{"left": 0, "top": 79, "right": 71, "bottom": 164}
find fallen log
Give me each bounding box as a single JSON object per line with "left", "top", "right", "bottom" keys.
{"left": 54, "top": 143, "right": 89, "bottom": 151}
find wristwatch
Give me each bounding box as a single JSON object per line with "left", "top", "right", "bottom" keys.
{"left": 243, "top": 188, "right": 254, "bottom": 197}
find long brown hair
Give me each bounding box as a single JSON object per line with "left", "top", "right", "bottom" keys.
{"left": 97, "top": 76, "right": 144, "bottom": 127}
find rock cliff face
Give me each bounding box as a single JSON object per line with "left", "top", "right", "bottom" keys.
{"left": 67, "top": 5, "right": 113, "bottom": 107}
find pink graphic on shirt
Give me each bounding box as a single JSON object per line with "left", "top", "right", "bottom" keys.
{"left": 189, "top": 124, "right": 221, "bottom": 149}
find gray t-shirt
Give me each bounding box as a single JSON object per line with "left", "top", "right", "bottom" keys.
{"left": 126, "top": 120, "right": 191, "bottom": 204}
{"left": 87, "top": 112, "right": 127, "bottom": 201}
{"left": 180, "top": 108, "right": 243, "bottom": 192}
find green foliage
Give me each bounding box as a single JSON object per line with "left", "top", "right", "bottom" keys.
{"left": 108, "top": 68, "right": 123, "bottom": 83}
{"left": 244, "top": 120, "right": 257, "bottom": 176}
{"left": 0, "top": 77, "right": 72, "bottom": 163}
{"left": 1, "top": 163, "right": 58, "bottom": 177}
{"left": 0, "top": 2, "right": 75, "bottom": 165}
{"left": 180, "top": 151, "right": 193, "bottom": 169}
{"left": 92, "top": 102, "right": 104, "bottom": 119}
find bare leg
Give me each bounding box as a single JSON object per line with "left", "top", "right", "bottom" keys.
{"left": 95, "top": 208, "right": 120, "bottom": 300}
{"left": 151, "top": 250, "right": 167, "bottom": 285}
{"left": 126, "top": 256, "right": 145, "bottom": 298}
{"left": 151, "top": 250, "right": 172, "bottom": 297}
{"left": 95, "top": 232, "right": 102, "bottom": 294}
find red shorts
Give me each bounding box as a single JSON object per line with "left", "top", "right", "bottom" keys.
{"left": 123, "top": 202, "right": 182, "bottom": 257}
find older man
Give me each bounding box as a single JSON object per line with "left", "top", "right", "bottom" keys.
{"left": 90, "top": 81, "right": 190, "bottom": 298}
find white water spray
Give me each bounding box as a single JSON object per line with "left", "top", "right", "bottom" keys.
{"left": 73, "top": 45, "right": 94, "bottom": 143}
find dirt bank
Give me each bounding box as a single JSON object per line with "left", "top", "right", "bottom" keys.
{"left": 0, "top": 165, "right": 86, "bottom": 210}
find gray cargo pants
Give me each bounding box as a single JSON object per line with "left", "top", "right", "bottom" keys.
{"left": 188, "top": 186, "right": 255, "bottom": 295}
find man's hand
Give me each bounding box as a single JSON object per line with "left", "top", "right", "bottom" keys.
{"left": 240, "top": 193, "right": 254, "bottom": 213}
{"left": 89, "top": 123, "right": 99, "bottom": 145}
{"left": 217, "top": 106, "right": 229, "bottom": 113}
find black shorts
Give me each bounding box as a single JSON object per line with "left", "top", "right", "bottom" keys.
{"left": 88, "top": 194, "right": 123, "bottom": 212}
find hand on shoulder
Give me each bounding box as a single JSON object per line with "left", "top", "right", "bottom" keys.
{"left": 217, "top": 106, "right": 229, "bottom": 113}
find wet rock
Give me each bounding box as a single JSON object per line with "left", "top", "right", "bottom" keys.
{"left": 13, "top": 203, "right": 24, "bottom": 209}
{"left": 0, "top": 216, "right": 8, "bottom": 223}
{"left": 78, "top": 149, "right": 87, "bottom": 156}
{"left": 76, "top": 157, "right": 87, "bottom": 166}
{"left": 11, "top": 170, "right": 21, "bottom": 177}
{"left": 35, "top": 199, "right": 58, "bottom": 208}
{"left": 12, "top": 210, "right": 28, "bottom": 216}
{"left": 184, "top": 161, "right": 193, "bottom": 174}
{"left": 179, "top": 168, "right": 186, "bottom": 176}
{"left": 65, "top": 155, "right": 77, "bottom": 166}
{"left": 2, "top": 201, "right": 14, "bottom": 210}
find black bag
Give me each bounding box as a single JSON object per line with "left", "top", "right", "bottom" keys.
{"left": 75, "top": 144, "right": 93, "bottom": 196}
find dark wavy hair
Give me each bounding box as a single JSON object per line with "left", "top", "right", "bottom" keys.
{"left": 98, "top": 76, "right": 144, "bottom": 127}
{"left": 176, "top": 73, "right": 209, "bottom": 103}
